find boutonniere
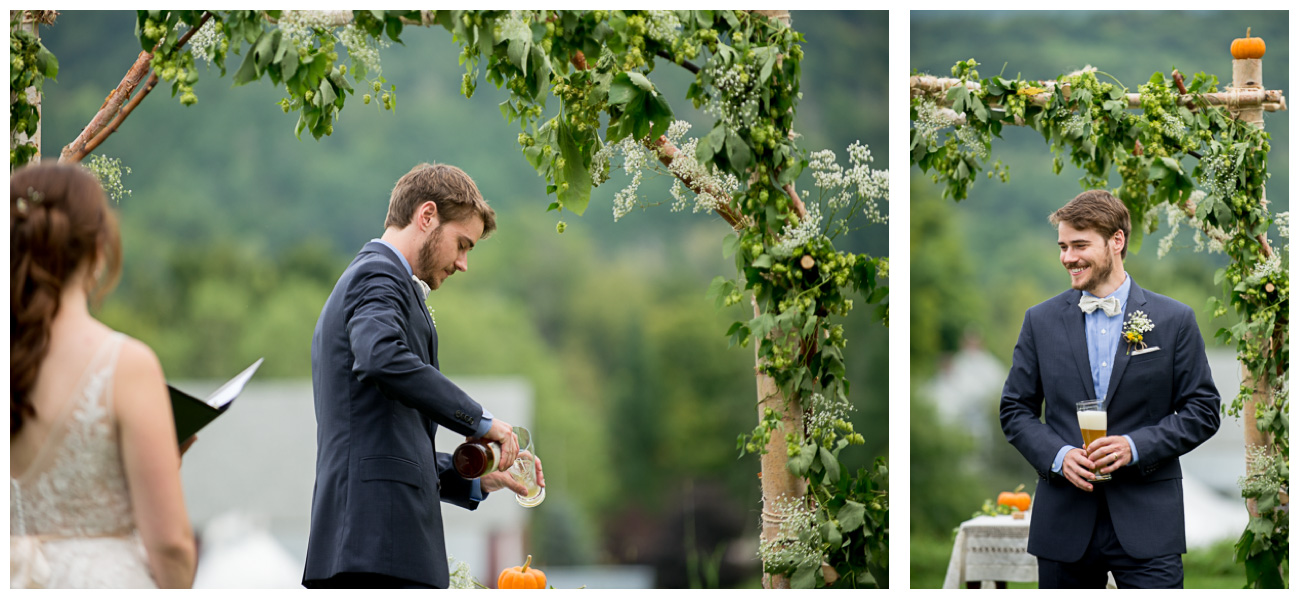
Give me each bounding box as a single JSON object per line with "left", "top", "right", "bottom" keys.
{"left": 1122, "top": 310, "right": 1154, "bottom": 355}
{"left": 428, "top": 306, "right": 436, "bottom": 325}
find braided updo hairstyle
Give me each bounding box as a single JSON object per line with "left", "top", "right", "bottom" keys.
{"left": 11, "top": 163, "right": 122, "bottom": 435}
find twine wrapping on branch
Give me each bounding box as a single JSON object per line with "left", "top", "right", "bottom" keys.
{"left": 911, "top": 75, "right": 1286, "bottom": 112}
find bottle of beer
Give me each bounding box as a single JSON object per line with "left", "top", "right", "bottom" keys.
{"left": 452, "top": 439, "right": 502, "bottom": 479}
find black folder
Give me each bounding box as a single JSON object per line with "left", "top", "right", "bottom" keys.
{"left": 169, "top": 358, "right": 263, "bottom": 442}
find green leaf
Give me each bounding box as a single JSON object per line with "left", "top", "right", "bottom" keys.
{"left": 1212, "top": 198, "right": 1232, "bottom": 226}
{"left": 625, "top": 71, "right": 654, "bottom": 92}
{"left": 385, "top": 16, "right": 404, "bottom": 42}
{"left": 319, "top": 80, "right": 338, "bottom": 108}
{"left": 252, "top": 29, "right": 278, "bottom": 70}
{"left": 725, "top": 129, "right": 752, "bottom": 171}
{"left": 36, "top": 47, "right": 58, "bottom": 79}
{"left": 697, "top": 123, "right": 727, "bottom": 163}
{"left": 750, "top": 312, "right": 777, "bottom": 339}
{"left": 705, "top": 276, "right": 734, "bottom": 308}
{"left": 645, "top": 92, "right": 674, "bottom": 141}
{"left": 722, "top": 233, "right": 740, "bottom": 258}
{"left": 820, "top": 520, "right": 843, "bottom": 550}
{"left": 778, "top": 157, "right": 805, "bottom": 185}
{"left": 752, "top": 254, "right": 773, "bottom": 269}
{"left": 280, "top": 45, "right": 299, "bottom": 80}
{"left": 819, "top": 446, "right": 840, "bottom": 483}
{"left": 608, "top": 73, "right": 642, "bottom": 106}
{"left": 791, "top": 562, "right": 819, "bottom": 589}
{"left": 233, "top": 48, "right": 260, "bottom": 85}
{"left": 757, "top": 47, "right": 778, "bottom": 83}
{"left": 508, "top": 38, "right": 530, "bottom": 76}
{"left": 787, "top": 444, "right": 815, "bottom": 476}
{"left": 556, "top": 120, "right": 593, "bottom": 216}
{"left": 971, "top": 96, "right": 989, "bottom": 123}
{"left": 523, "top": 146, "right": 543, "bottom": 169}
{"left": 838, "top": 500, "right": 866, "bottom": 533}
{"left": 529, "top": 48, "right": 550, "bottom": 100}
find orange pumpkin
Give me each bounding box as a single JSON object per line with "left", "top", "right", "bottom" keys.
{"left": 1231, "top": 28, "right": 1266, "bottom": 59}
{"left": 498, "top": 555, "right": 547, "bottom": 589}
{"left": 997, "top": 488, "right": 1032, "bottom": 512}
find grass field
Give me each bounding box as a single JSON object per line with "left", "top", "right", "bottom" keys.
{"left": 910, "top": 534, "right": 1251, "bottom": 589}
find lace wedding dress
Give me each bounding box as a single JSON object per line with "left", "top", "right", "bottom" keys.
{"left": 10, "top": 333, "right": 157, "bottom": 588}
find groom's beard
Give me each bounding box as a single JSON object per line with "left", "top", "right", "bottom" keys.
{"left": 415, "top": 224, "right": 445, "bottom": 289}
{"left": 1067, "top": 250, "right": 1114, "bottom": 295}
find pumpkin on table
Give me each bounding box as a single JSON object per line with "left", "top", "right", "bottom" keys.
{"left": 996, "top": 484, "right": 1032, "bottom": 512}
{"left": 499, "top": 555, "right": 547, "bottom": 589}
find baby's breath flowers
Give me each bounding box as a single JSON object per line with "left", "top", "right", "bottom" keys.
{"left": 912, "top": 99, "right": 952, "bottom": 151}
{"left": 757, "top": 495, "right": 822, "bottom": 572}
{"left": 773, "top": 204, "right": 823, "bottom": 258}
{"left": 86, "top": 154, "right": 131, "bottom": 203}
{"left": 339, "top": 23, "right": 389, "bottom": 79}
{"left": 604, "top": 121, "right": 741, "bottom": 222}
{"left": 447, "top": 555, "right": 481, "bottom": 589}
{"left": 1122, "top": 310, "right": 1155, "bottom": 354}
{"left": 184, "top": 18, "right": 223, "bottom": 66}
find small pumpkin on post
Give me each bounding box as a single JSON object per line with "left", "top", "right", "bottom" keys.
{"left": 1230, "top": 27, "right": 1266, "bottom": 60}
{"left": 498, "top": 555, "right": 547, "bottom": 589}
{"left": 1230, "top": 27, "right": 1266, "bottom": 102}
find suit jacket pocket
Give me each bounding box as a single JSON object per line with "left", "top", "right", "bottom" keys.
{"left": 360, "top": 455, "right": 423, "bottom": 488}
{"left": 1128, "top": 348, "right": 1165, "bottom": 366}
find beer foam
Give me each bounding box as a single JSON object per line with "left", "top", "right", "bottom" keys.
{"left": 1077, "top": 410, "right": 1107, "bottom": 430}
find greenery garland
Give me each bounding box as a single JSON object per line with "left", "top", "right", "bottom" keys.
{"left": 8, "top": 12, "right": 58, "bottom": 168}
{"left": 14, "top": 10, "right": 889, "bottom": 588}
{"left": 912, "top": 58, "right": 1288, "bottom": 588}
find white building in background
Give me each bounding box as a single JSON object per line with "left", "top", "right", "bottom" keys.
{"left": 178, "top": 376, "right": 533, "bottom": 588}
{"left": 926, "top": 343, "right": 1250, "bottom": 548}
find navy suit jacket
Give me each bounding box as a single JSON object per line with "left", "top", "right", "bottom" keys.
{"left": 1000, "top": 279, "right": 1220, "bottom": 562}
{"left": 303, "top": 241, "right": 487, "bottom": 588}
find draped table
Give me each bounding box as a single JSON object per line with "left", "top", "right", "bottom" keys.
{"left": 942, "top": 513, "right": 1036, "bottom": 589}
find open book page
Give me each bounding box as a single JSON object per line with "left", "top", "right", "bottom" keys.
{"left": 202, "top": 358, "right": 265, "bottom": 409}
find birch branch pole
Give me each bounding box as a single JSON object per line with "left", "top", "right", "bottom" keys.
{"left": 10, "top": 10, "right": 57, "bottom": 161}
{"left": 910, "top": 74, "right": 1287, "bottom": 113}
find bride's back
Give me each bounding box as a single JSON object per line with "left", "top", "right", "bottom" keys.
{"left": 11, "top": 163, "right": 194, "bottom": 588}
{"left": 11, "top": 321, "right": 134, "bottom": 538}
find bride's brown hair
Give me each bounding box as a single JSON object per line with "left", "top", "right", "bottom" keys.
{"left": 11, "top": 163, "right": 122, "bottom": 435}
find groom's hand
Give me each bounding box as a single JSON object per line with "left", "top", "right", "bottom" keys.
{"left": 1086, "top": 436, "right": 1132, "bottom": 475}
{"left": 481, "top": 471, "right": 528, "bottom": 495}
{"left": 480, "top": 418, "right": 520, "bottom": 469}
{"left": 1062, "top": 448, "right": 1096, "bottom": 492}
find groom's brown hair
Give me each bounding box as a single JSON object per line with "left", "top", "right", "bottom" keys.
{"left": 1049, "top": 190, "right": 1131, "bottom": 259}
{"left": 385, "top": 163, "right": 497, "bottom": 238}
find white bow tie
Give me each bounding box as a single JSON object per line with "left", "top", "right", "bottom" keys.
{"left": 1079, "top": 295, "right": 1121, "bottom": 317}
{"left": 413, "top": 275, "right": 431, "bottom": 300}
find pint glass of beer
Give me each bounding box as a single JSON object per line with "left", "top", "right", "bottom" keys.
{"left": 1075, "top": 400, "right": 1111, "bottom": 482}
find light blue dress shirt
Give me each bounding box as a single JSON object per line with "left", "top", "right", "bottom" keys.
{"left": 1051, "top": 274, "right": 1140, "bottom": 475}
{"left": 373, "top": 239, "right": 494, "bottom": 499}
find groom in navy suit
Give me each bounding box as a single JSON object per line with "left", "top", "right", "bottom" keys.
{"left": 1000, "top": 190, "right": 1220, "bottom": 588}
{"left": 304, "top": 163, "right": 540, "bottom": 588}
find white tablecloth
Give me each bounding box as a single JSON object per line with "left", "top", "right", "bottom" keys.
{"left": 942, "top": 514, "right": 1037, "bottom": 589}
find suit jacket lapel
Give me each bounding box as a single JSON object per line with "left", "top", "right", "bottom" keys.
{"left": 365, "top": 241, "right": 437, "bottom": 359}
{"left": 1104, "top": 280, "right": 1147, "bottom": 404}
{"left": 1059, "top": 289, "right": 1095, "bottom": 399}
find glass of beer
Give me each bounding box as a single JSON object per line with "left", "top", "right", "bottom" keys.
{"left": 1076, "top": 400, "right": 1111, "bottom": 482}
{"left": 509, "top": 426, "right": 545, "bottom": 507}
